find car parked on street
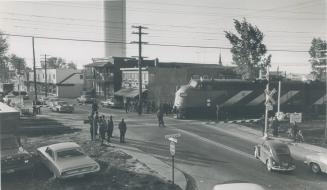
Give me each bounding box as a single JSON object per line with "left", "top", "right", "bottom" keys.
{"left": 3, "top": 94, "right": 15, "bottom": 104}
{"left": 47, "top": 97, "right": 61, "bottom": 108}
{"left": 76, "top": 95, "right": 94, "bottom": 104}
{"left": 51, "top": 101, "right": 74, "bottom": 113}
{"left": 254, "top": 139, "right": 296, "bottom": 172}
{"left": 37, "top": 142, "right": 100, "bottom": 179}
{"left": 100, "top": 98, "right": 115, "bottom": 108}
{"left": 213, "top": 182, "right": 266, "bottom": 190}
{"left": 304, "top": 153, "right": 327, "bottom": 174}
{"left": 1, "top": 135, "right": 35, "bottom": 174}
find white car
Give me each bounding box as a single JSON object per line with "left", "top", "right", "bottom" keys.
{"left": 100, "top": 98, "right": 115, "bottom": 107}
{"left": 51, "top": 101, "right": 74, "bottom": 113}
{"left": 213, "top": 183, "right": 266, "bottom": 190}
{"left": 304, "top": 153, "right": 327, "bottom": 174}
{"left": 3, "top": 94, "right": 15, "bottom": 104}
{"left": 37, "top": 142, "right": 100, "bottom": 179}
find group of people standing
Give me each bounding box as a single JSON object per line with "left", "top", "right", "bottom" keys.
{"left": 88, "top": 112, "right": 127, "bottom": 145}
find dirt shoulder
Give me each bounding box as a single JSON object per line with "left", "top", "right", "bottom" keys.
{"left": 2, "top": 115, "right": 182, "bottom": 190}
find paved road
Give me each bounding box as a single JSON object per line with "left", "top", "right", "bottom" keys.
{"left": 45, "top": 103, "right": 327, "bottom": 190}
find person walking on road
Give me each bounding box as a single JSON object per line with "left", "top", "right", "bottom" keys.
{"left": 88, "top": 115, "right": 94, "bottom": 140}
{"left": 99, "top": 115, "right": 107, "bottom": 145}
{"left": 271, "top": 117, "right": 279, "bottom": 137}
{"left": 157, "top": 109, "right": 165, "bottom": 127}
{"left": 259, "top": 114, "right": 265, "bottom": 136}
{"left": 118, "top": 118, "right": 127, "bottom": 143}
{"left": 107, "top": 115, "right": 114, "bottom": 142}
{"left": 94, "top": 112, "right": 99, "bottom": 137}
{"left": 91, "top": 100, "right": 98, "bottom": 116}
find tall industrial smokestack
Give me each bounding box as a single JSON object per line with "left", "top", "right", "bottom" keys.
{"left": 104, "top": 0, "right": 126, "bottom": 57}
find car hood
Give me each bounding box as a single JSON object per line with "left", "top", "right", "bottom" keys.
{"left": 55, "top": 156, "right": 98, "bottom": 171}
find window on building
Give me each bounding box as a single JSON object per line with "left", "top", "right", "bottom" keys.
{"left": 53, "top": 74, "right": 55, "bottom": 79}
{"left": 80, "top": 75, "right": 83, "bottom": 79}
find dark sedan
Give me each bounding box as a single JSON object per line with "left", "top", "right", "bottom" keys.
{"left": 254, "top": 139, "right": 296, "bottom": 172}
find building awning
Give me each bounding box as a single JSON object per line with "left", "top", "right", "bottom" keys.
{"left": 114, "top": 88, "right": 147, "bottom": 98}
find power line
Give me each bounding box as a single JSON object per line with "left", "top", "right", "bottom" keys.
{"left": 2, "top": 18, "right": 323, "bottom": 41}
{"left": 10, "top": 1, "right": 326, "bottom": 21}
{"left": 24, "top": 0, "right": 326, "bottom": 16}
{"left": 0, "top": 33, "right": 310, "bottom": 53}
{"left": 1, "top": 12, "right": 325, "bottom": 36}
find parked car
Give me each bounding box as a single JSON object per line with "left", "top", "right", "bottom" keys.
{"left": 37, "top": 142, "right": 100, "bottom": 179}
{"left": 47, "top": 97, "right": 60, "bottom": 108}
{"left": 100, "top": 98, "right": 115, "bottom": 107}
{"left": 39, "top": 96, "right": 51, "bottom": 105}
{"left": 1, "top": 135, "right": 35, "bottom": 174}
{"left": 304, "top": 153, "right": 327, "bottom": 174}
{"left": 254, "top": 139, "right": 296, "bottom": 172}
{"left": 77, "top": 95, "right": 94, "bottom": 104}
{"left": 213, "top": 182, "right": 266, "bottom": 190}
{"left": 51, "top": 101, "right": 74, "bottom": 113}
{"left": 3, "top": 94, "right": 15, "bottom": 104}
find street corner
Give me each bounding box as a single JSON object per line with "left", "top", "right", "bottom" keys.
{"left": 113, "top": 144, "right": 188, "bottom": 190}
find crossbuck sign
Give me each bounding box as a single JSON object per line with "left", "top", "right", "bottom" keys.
{"left": 265, "top": 88, "right": 277, "bottom": 105}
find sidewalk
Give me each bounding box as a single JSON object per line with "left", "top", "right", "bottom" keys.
{"left": 114, "top": 143, "right": 187, "bottom": 190}
{"left": 203, "top": 121, "right": 327, "bottom": 161}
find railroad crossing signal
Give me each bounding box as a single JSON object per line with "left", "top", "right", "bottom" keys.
{"left": 265, "top": 88, "right": 276, "bottom": 105}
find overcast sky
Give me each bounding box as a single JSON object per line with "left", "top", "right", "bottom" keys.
{"left": 0, "top": 0, "right": 326, "bottom": 74}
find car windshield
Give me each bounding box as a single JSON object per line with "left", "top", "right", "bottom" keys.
{"left": 58, "top": 101, "right": 69, "bottom": 106}
{"left": 57, "top": 148, "right": 85, "bottom": 159}
{"left": 275, "top": 146, "right": 290, "bottom": 155}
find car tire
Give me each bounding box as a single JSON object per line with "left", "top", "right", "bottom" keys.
{"left": 266, "top": 159, "right": 272, "bottom": 172}
{"left": 310, "top": 163, "right": 321, "bottom": 174}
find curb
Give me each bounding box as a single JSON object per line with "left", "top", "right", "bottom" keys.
{"left": 114, "top": 144, "right": 187, "bottom": 190}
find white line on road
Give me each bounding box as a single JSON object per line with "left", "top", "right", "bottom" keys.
{"left": 176, "top": 129, "right": 255, "bottom": 160}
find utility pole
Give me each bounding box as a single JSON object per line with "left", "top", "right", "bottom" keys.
{"left": 264, "top": 65, "right": 271, "bottom": 138}
{"left": 18, "top": 60, "right": 22, "bottom": 106}
{"left": 131, "top": 25, "right": 148, "bottom": 115}
{"left": 32, "top": 37, "right": 37, "bottom": 102}
{"left": 40, "top": 54, "right": 49, "bottom": 97}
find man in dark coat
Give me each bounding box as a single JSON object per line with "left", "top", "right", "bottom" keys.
{"left": 94, "top": 112, "right": 99, "bottom": 137}
{"left": 118, "top": 118, "right": 127, "bottom": 143}
{"left": 91, "top": 100, "right": 98, "bottom": 116}
{"left": 99, "top": 115, "right": 107, "bottom": 145}
{"left": 107, "top": 115, "right": 114, "bottom": 142}
{"left": 157, "top": 109, "right": 165, "bottom": 127}
{"left": 271, "top": 117, "right": 279, "bottom": 137}
{"left": 88, "top": 115, "right": 94, "bottom": 140}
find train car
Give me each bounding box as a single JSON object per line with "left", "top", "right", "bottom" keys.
{"left": 173, "top": 79, "right": 326, "bottom": 119}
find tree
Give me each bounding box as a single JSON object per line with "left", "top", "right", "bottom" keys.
{"left": 225, "top": 18, "right": 271, "bottom": 80}
{"left": 41, "top": 57, "right": 77, "bottom": 70}
{"left": 9, "top": 54, "right": 26, "bottom": 74}
{"left": 66, "top": 61, "right": 77, "bottom": 70}
{"left": 0, "top": 32, "right": 9, "bottom": 82}
{"left": 309, "top": 38, "right": 326, "bottom": 81}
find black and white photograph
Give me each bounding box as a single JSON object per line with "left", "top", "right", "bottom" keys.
{"left": 0, "top": 0, "right": 326, "bottom": 190}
